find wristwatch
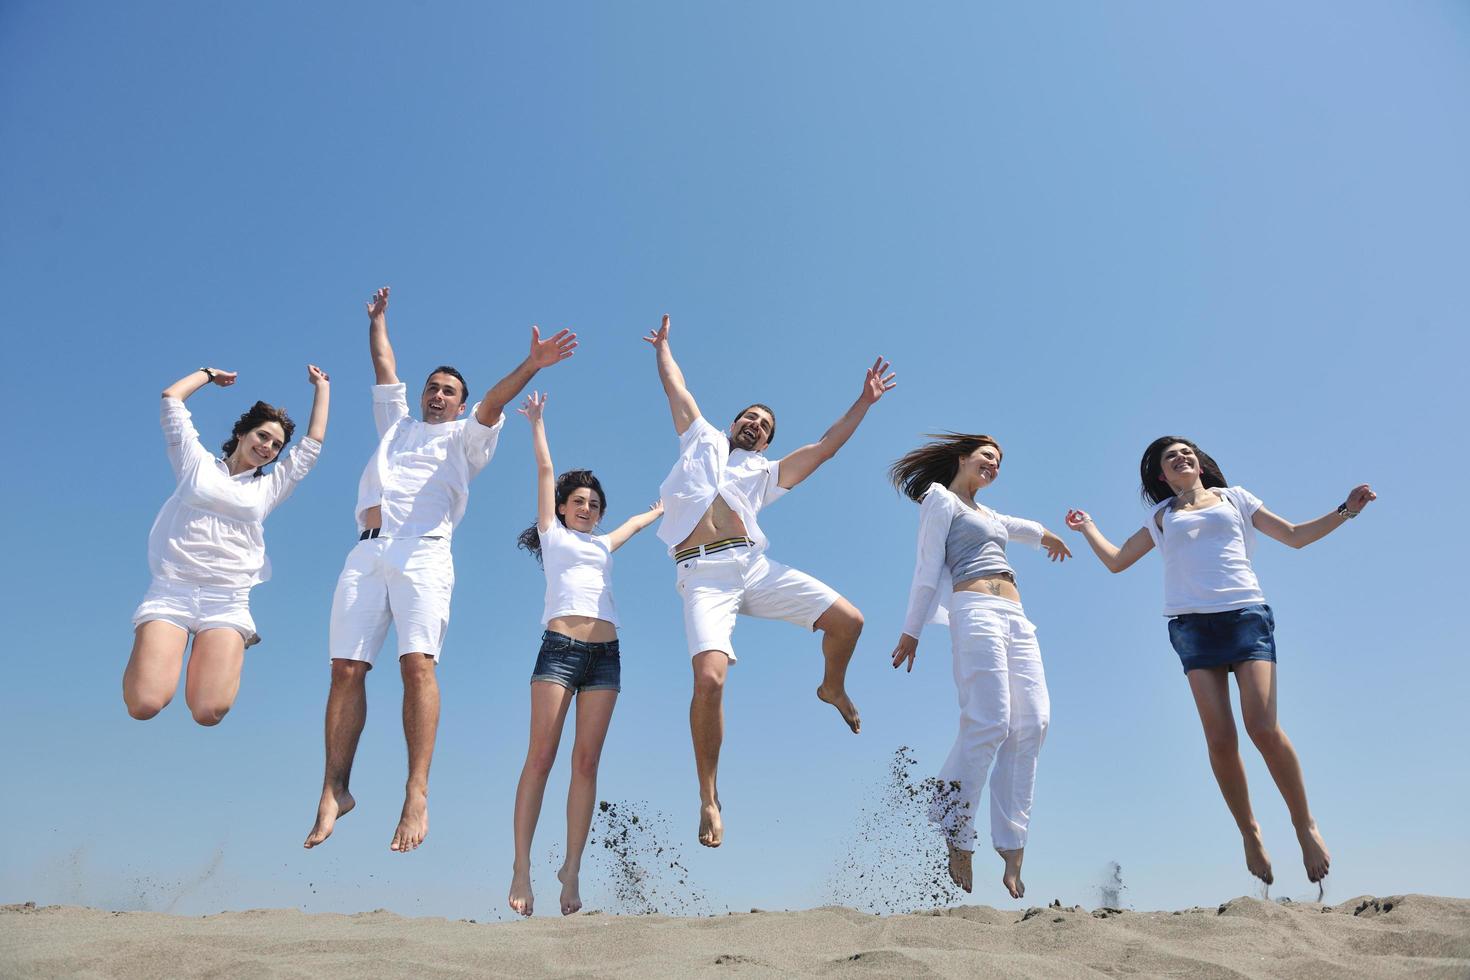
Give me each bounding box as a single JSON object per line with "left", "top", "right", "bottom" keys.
{"left": 200, "top": 367, "right": 217, "bottom": 382}
{"left": 1336, "top": 502, "right": 1359, "bottom": 520}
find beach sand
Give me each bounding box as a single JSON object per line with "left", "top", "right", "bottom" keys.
{"left": 3, "top": 894, "right": 1468, "bottom": 978}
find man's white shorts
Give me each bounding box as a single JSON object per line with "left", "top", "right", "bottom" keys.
{"left": 674, "top": 548, "right": 839, "bottom": 661}
{"left": 132, "top": 578, "right": 260, "bottom": 647}
{"left": 329, "top": 536, "right": 454, "bottom": 666}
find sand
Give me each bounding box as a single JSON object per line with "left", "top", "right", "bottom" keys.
{"left": 3, "top": 894, "right": 1468, "bottom": 979}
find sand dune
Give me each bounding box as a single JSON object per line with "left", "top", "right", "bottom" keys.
{"left": 3, "top": 894, "right": 1468, "bottom": 979}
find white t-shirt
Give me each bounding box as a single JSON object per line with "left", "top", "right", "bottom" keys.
{"left": 539, "top": 520, "right": 619, "bottom": 627}
{"left": 353, "top": 383, "right": 505, "bottom": 539}
{"left": 1144, "top": 486, "right": 1267, "bottom": 616}
{"left": 656, "top": 416, "right": 788, "bottom": 555}
{"left": 147, "top": 397, "right": 320, "bottom": 589}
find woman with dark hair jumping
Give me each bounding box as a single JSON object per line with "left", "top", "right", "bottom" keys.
{"left": 1066, "top": 435, "right": 1375, "bottom": 888}
{"left": 507, "top": 391, "right": 662, "bottom": 917}
{"left": 123, "top": 363, "right": 330, "bottom": 725}
{"left": 889, "top": 433, "right": 1071, "bottom": 899}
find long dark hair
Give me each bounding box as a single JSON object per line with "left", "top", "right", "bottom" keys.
{"left": 221, "top": 401, "right": 295, "bottom": 477}
{"left": 889, "top": 433, "right": 1002, "bottom": 503}
{"left": 517, "top": 469, "right": 608, "bottom": 563}
{"left": 1139, "top": 435, "right": 1227, "bottom": 505}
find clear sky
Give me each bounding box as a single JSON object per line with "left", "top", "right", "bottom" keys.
{"left": 3, "top": 1, "right": 1467, "bottom": 919}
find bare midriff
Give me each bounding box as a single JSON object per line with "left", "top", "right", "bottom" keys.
{"left": 954, "top": 572, "right": 1021, "bottom": 604}
{"left": 674, "top": 496, "right": 750, "bottom": 553}
{"left": 362, "top": 504, "right": 383, "bottom": 530}
{"left": 547, "top": 614, "right": 618, "bottom": 643}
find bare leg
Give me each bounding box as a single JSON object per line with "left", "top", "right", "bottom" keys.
{"left": 1235, "top": 660, "right": 1330, "bottom": 884}
{"left": 812, "top": 598, "right": 863, "bottom": 733}
{"left": 560, "top": 690, "right": 618, "bottom": 915}
{"left": 391, "top": 653, "right": 438, "bottom": 852}
{"left": 122, "top": 622, "right": 189, "bottom": 720}
{"left": 998, "top": 847, "right": 1025, "bottom": 899}
{"left": 690, "top": 650, "right": 728, "bottom": 847}
{"left": 1187, "top": 668, "right": 1273, "bottom": 884}
{"left": 304, "top": 659, "right": 368, "bottom": 848}
{"left": 509, "top": 681, "right": 575, "bottom": 916}
{"left": 183, "top": 628, "right": 246, "bottom": 726}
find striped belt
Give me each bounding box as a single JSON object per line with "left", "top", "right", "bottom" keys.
{"left": 673, "top": 537, "right": 753, "bottom": 563}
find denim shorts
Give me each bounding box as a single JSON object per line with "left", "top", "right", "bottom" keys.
{"left": 1167, "top": 603, "right": 1277, "bottom": 674}
{"left": 531, "top": 630, "right": 621, "bottom": 693}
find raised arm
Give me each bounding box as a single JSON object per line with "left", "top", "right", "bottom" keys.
{"left": 476, "top": 326, "right": 578, "bottom": 427}
{"left": 305, "top": 364, "right": 331, "bottom": 443}
{"left": 366, "top": 286, "right": 398, "bottom": 385}
{"left": 517, "top": 391, "right": 557, "bottom": 533}
{"left": 777, "top": 357, "right": 896, "bottom": 490}
{"left": 1065, "top": 509, "right": 1154, "bottom": 573}
{"left": 605, "top": 500, "right": 665, "bottom": 552}
{"left": 162, "top": 366, "right": 237, "bottom": 401}
{"left": 642, "top": 314, "right": 700, "bottom": 435}
{"left": 1251, "top": 484, "right": 1376, "bottom": 549}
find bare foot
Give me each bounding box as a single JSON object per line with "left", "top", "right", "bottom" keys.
{"left": 816, "top": 685, "right": 861, "bottom": 734}
{"left": 303, "top": 786, "right": 355, "bottom": 849}
{"left": 946, "top": 840, "right": 973, "bottom": 893}
{"left": 1242, "top": 826, "right": 1274, "bottom": 885}
{"left": 389, "top": 790, "right": 428, "bottom": 852}
{"left": 698, "top": 800, "right": 723, "bottom": 848}
{"left": 557, "top": 865, "right": 582, "bottom": 916}
{"left": 998, "top": 847, "right": 1025, "bottom": 899}
{"left": 508, "top": 864, "right": 533, "bottom": 917}
{"left": 1296, "top": 821, "right": 1330, "bottom": 884}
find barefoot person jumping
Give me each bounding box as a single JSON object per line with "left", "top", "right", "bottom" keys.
{"left": 506, "top": 391, "right": 662, "bottom": 917}
{"left": 888, "top": 433, "right": 1071, "bottom": 899}
{"left": 124, "top": 363, "right": 330, "bottom": 726}
{"left": 644, "top": 314, "right": 895, "bottom": 848}
{"left": 1065, "top": 435, "right": 1375, "bottom": 888}
{"left": 304, "top": 286, "right": 575, "bottom": 853}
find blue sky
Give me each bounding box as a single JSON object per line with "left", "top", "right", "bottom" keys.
{"left": 3, "top": 1, "right": 1467, "bottom": 918}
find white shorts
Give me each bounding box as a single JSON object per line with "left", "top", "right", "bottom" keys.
{"left": 674, "top": 548, "right": 840, "bottom": 662}
{"left": 132, "top": 578, "right": 260, "bottom": 647}
{"left": 329, "top": 536, "right": 454, "bottom": 666}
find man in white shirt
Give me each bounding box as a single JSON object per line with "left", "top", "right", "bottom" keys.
{"left": 644, "top": 314, "right": 896, "bottom": 848}
{"left": 304, "top": 286, "right": 576, "bottom": 854}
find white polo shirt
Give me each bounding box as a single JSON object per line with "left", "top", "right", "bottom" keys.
{"left": 147, "top": 397, "right": 321, "bottom": 589}
{"left": 656, "top": 416, "right": 787, "bottom": 556}
{"left": 353, "top": 383, "right": 505, "bottom": 538}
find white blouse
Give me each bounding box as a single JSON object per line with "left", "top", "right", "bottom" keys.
{"left": 146, "top": 397, "right": 320, "bottom": 589}
{"left": 1145, "top": 486, "right": 1267, "bottom": 616}
{"left": 656, "top": 416, "right": 788, "bottom": 555}
{"left": 539, "top": 521, "right": 619, "bottom": 627}
{"left": 353, "top": 383, "right": 505, "bottom": 539}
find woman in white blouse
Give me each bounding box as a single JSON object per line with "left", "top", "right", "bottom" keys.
{"left": 508, "top": 391, "right": 662, "bottom": 918}
{"left": 889, "top": 433, "right": 1070, "bottom": 899}
{"left": 122, "top": 365, "right": 329, "bottom": 726}
{"left": 1066, "top": 435, "right": 1374, "bottom": 889}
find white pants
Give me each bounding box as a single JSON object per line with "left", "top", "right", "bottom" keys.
{"left": 674, "top": 548, "right": 839, "bottom": 662}
{"left": 328, "top": 536, "right": 454, "bottom": 665}
{"left": 933, "top": 592, "right": 1050, "bottom": 852}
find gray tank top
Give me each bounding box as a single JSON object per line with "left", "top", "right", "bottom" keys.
{"left": 946, "top": 505, "right": 1016, "bottom": 584}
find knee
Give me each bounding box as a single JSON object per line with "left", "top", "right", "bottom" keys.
{"left": 125, "top": 694, "right": 167, "bottom": 721}
{"left": 329, "top": 659, "right": 369, "bottom": 688}
{"left": 822, "top": 604, "right": 864, "bottom": 639}
{"left": 400, "top": 654, "right": 437, "bottom": 687}
{"left": 962, "top": 709, "right": 1010, "bottom": 748}
{"left": 1245, "top": 721, "right": 1284, "bottom": 750}
{"left": 1203, "top": 726, "right": 1239, "bottom": 756}
{"left": 570, "top": 746, "right": 602, "bottom": 781}
{"left": 1009, "top": 712, "right": 1048, "bottom": 743}
{"left": 190, "top": 702, "right": 232, "bottom": 727}
{"left": 525, "top": 748, "right": 557, "bottom": 780}
{"left": 692, "top": 671, "right": 724, "bottom": 701}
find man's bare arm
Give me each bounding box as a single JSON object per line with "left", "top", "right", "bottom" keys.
{"left": 475, "top": 326, "right": 578, "bottom": 426}
{"left": 642, "top": 314, "right": 700, "bottom": 435}
{"left": 777, "top": 357, "right": 896, "bottom": 490}
{"left": 366, "top": 286, "right": 398, "bottom": 385}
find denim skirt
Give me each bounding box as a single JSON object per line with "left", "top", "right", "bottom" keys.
{"left": 1167, "top": 604, "right": 1276, "bottom": 674}
{"left": 530, "top": 630, "right": 621, "bottom": 693}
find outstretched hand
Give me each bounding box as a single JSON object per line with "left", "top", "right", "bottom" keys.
{"left": 642, "top": 314, "right": 671, "bottom": 349}
{"left": 891, "top": 634, "right": 918, "bottom": 673}
{"left": 517, "top": 390, "right": 547, "bottom": 422}
{"left": 861, "top": 357, "right": 897, "bottom": 405}
{"left": 366, "top": 286, "right": 389, "bottom": 321}
{"left": 1064, "top": 509, "right": 1093, "bottom": 532}
{"left": 1345, "top": 484, "right": 1377, "bottom": 514}
{"left": 207, "top": 369, "right": 238, "bottom": 388}
{"left": 307, "top": 364, "right": 330, "bottom": 386}
{"left": 648, "top": 499, "right": 665, "bottom": 516}
{"left": 1041, "top": 531, "right": 1072, "bottom": 562}
{"left": 529, "top": 326, "right": 577, "bottom": 368}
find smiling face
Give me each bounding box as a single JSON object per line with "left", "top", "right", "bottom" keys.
{"left": 957, "top": 442, "right": 1002, "bottom": 492}
{"left": 229, "top": 421, "right": 287, "bottom": 472}
{"left": 1158, "top": 441, "right": 1204, "bottom": 493}
{"left": 729, "top": 406, "right": 775, "bottom": 453}
{"left": 558, "top": 485, "right": 605, "bottom": 533}
{"left": 421, "top": 372, "right": 468, "bottom": 424}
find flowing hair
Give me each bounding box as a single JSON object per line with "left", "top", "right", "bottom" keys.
{"left": 221, "top": 401, "right": 295, "bottom": 477}
{"left": 517, "top": 469, "right": 607, "bottom": 564}
{"left": 1139, "top": 435, "right": 1227, "bottom": 505}
{"left": 889, "top": 433, "right": 1002, "bottom": 503}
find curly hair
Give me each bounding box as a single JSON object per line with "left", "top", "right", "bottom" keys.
{"left": 221, "top": 401, "right": 295, "bottom": 477}
{"left": 517, "top": 469, "right": 608, "bottom": 563}
{"left": 889, "top": 433, "right": 1002, "bottom": 503}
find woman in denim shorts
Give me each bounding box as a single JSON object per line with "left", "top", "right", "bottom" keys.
{"left": 507, "top": 392, "right": 662, "bottom": 917}
{"left": 1065, "top": 436, "right": 1375, "bottom": 891}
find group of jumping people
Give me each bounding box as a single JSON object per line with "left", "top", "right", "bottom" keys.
{"left": 121, "top": 287, "right": 1375, "bottom": 916}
